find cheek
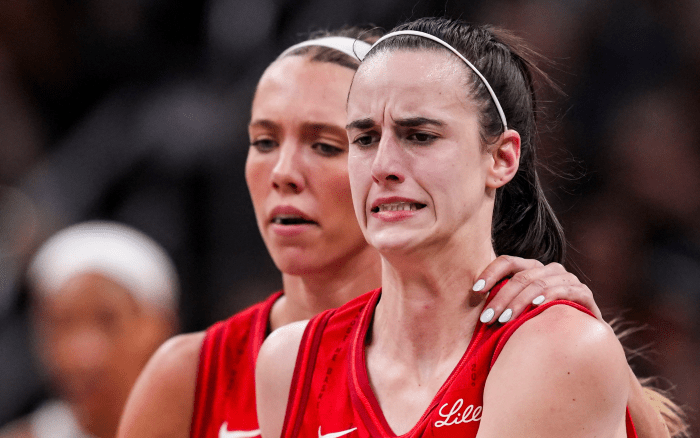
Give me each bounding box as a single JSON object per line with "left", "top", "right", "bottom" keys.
{"left": 320, "top": 165, "right": 354, "bottom": 217}
{"left": 245, "top": 154, "right": 271, "bottom": 214}
{"left": 347, "top": 154, "right": 371, "bottom": 218}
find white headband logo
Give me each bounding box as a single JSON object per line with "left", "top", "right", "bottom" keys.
{"left": 278, "top": 36, "right": 372, "bottom": 62}
{"left": 364, "top": 30, "right": 508, "bottom": 130}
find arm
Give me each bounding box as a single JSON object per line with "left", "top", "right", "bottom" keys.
{"left": 627, "top": 371, "right": 672, "bottom": 438}
{"left": 255, "top": 321, "right": 308, "bottom": 438}
{"left": 477, "top": 305, "right": 630, "bottom": 438}
{"left": 117, "top": 332, "right": 204, "bottom": 438}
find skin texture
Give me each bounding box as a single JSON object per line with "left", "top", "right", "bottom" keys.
{"left": 32, "top": 272, "right": 174, "bottom": 438}
{"left": 256, "top": 49, "right": 633, "bottom": 438}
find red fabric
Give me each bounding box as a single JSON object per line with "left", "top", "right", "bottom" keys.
{"left": 190, "top": 291, "right": 282, "bottom": 438}
{"left": 282, "top": 283, "right": 638, "bottom": 438}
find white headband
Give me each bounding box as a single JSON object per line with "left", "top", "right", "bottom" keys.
{"left": 278, "top": 36, "right": 372, "bottom": 62}
{"left": 27, "top": 221, "right": 179, "bottom": 314}
{"left": 365, "top": 30, "right": 508, "bottom": 130}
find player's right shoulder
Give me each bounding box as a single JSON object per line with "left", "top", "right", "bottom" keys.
{"left": 151, "top": 331, "right": 206, "bottom": 379}
{"left": 117, "top": 331, "right": 205, "bottom": 438}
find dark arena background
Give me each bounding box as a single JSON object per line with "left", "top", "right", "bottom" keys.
{"left": 0, "top": 0, "right": 698, "bottom": 435}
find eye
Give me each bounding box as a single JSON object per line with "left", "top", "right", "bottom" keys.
{"left": 311, "top": 143, "right": 344, "bottom": 157}
{"left": 352, "top": 134, "right": 378, "bottom": 147}
{"left": 407, "top": 132, "right": 437, "bottom": 143}
{"left": 250, "top": 138, "right": 277, "bottom": 153}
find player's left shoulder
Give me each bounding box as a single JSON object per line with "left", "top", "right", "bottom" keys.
{"left": 480, "top": 304, "right": 630, "bottom": 437}
{"left": 508, "top": 303, "right": 627, "bottom": 376}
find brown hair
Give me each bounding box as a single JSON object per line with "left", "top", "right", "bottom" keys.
{"left": 365, "top": 17, "right": 688, "bottom": 435}
{"left": 363, "top": 17, "right": 565, "bottom": 265}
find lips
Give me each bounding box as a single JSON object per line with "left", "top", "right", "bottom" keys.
{"left": 269, "top": 206, "right": 317, "bottom": 225}
{"left": 370, "top": 198, "right": 427, "bottom": 213}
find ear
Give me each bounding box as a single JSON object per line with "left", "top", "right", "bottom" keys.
{"left": 486, "top": 129, "right": 521, "bottom": 189}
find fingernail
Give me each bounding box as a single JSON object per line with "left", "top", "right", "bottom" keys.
{"left": 532, "top": 295, "right": 545, "bottom": 305}
{"left": 498, "top": 308, "right": 513, "bottom": 324}
{"left": 480, "top": 308, "right": 495, "bottom": 323}
{"left": 473, "top": 279, "right": 486, "bottom": 292}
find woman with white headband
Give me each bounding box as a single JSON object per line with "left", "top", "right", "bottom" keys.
{"left": 255, "top": 18, "right": 684, "bottom": 438}
{"left": 0, "top": 222, "right": 178, "bottom": 438}
{"left": 117, "top": 25, "right": 663, "bottom": 438}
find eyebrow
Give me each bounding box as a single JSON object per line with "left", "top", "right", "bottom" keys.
{"left": 346, "top": 118, "right": 375, "bottom": 131}
{"left": 304, "top": 123, "right": 347, "bottom": 138}
{"left": 248, "top": 119, "right": 278, "bottom": 130}
{"left": 394, "top": 117, "right": 444, "bottom": 128}
{"left": 346, "top": 117, "right": 445, "bottom": 131}
{"left": 250, "top": 120, "right": 345, "bottom": 136}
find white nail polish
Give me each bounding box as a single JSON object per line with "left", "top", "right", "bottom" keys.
{"left": 473, "top": 279, "right": 486, "bottom": 292}
{"left": 480, "top": 308, "right": 495, "bottom": 323}
{"left": 498, "top": 308, "right": 513, "bottom": 324}
{"left": 532, "top": 295, "right": 545, "bottom": 305}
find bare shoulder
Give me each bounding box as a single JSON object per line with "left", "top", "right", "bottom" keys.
{"left": 117, "top": 331, "right": 205, "bottom": 438}
{"left": 510, "top": 304, "right": 622, "bottom": 356}
{"left": 478, "top": 305, "right": 630, "bottom": 438}
{"left": 0, "top": 419, "right": 32, "bottom": 438}
{"left": 256, "top": 320, "right": 308, "bottom": 438}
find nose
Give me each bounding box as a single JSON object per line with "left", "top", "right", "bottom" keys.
{"left": 371, "top": 133, "right": 405, "bottom": 184}
{"left": 55, "top": 329, "right": 109, "bottom": 373}
{"left": 271, "top": 142, "right": 306, "bottom": 193}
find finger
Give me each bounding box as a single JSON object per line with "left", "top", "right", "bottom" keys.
{"left": 502, "top": 279, "right": 567, "bottom": 323}
{"left": 473, "top": 255, "right": 544, "bottom": 294}
{"left": 478, "top": 263, "right": 555, "bottom": 324}
{"left": 485, "top": 269, "right": 584, "bottom": 324}
{"left": 487, "top": 274, "right": 554, "bottom": 324}
{"left": 530, "top": 276, "right": 602, "bottom": 321}
{"left": 504, "top": 274, "right": 602, "bottom": 323}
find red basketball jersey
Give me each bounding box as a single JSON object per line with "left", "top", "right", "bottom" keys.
{"left": 191, "top": 291, "right": 283, "bottom": 438}
{"left": 282, "top": 284, "right": 637, "bottom": 438}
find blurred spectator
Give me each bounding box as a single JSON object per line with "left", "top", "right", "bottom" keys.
{"left": 0, "top": 222, "right": 178, "bottom": 438}
{"left": 567, "top": 85, "right": 700, "bottom": 426}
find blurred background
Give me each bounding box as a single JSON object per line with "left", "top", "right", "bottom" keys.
{"left": 0, "top": 0, "right": 697, "bottom": 435}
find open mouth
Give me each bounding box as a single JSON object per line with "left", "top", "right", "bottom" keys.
{"left": 371, "top": 202, "right": 427, "bottom": 213}
{"left": 271, "top": 214, "right": 317, "bottom": 225}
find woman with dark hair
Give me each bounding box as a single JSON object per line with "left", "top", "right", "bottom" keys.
{"left": 255, "top": 18, "right": 683, "bottom": 438}
{"left": 118, "top": 26, "right": 603, "bottom": 438}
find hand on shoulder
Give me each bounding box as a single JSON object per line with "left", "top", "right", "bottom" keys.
{"left": 479, "top": 305, "right": 630, "bottom": 438}
{"left": 117, "top": 332, "right": 205, "bottom": 438}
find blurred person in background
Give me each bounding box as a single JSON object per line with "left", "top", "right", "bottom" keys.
{"left": 0, "top": 222, "right": 179, "bottom": 438}
{"left": 568, "top": 84, "right": 700, "bottom": 430}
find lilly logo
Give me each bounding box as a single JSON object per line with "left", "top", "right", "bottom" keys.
{"left": 218, "top": 422, "right": 261, "bottom": 438}
{"left": 433, "top": 399, "right": 482, "bottom": 428}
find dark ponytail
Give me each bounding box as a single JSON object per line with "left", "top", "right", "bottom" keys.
{"left": 364, "top": 18, "right": 565, "bottom": 264}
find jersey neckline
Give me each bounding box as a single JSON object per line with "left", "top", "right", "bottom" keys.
{"left": 347, "top": 285, "right": 501, "bottom": 437}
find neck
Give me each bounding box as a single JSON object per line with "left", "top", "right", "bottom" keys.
{"left": 269, "top": 246, "right": 381, "bottom": 331}
{"left": 370, "top": 228, "right": 496, "bottom": 370}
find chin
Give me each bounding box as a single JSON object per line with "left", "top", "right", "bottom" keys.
{"left": 369, "top": 238, "right": 419, "bottom": 257}
{"left": 274, "top": 251, "right": 322, "bottom": 275}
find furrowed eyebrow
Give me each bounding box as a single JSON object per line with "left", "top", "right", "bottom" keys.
{"left": 394, "top": 117, "right": 444, "bottom": 128}
{"left": 346, "top": 118, "right": 375, "bottom": 131}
